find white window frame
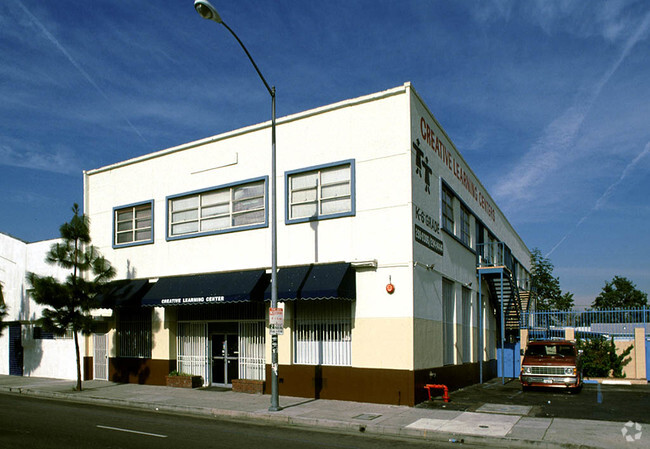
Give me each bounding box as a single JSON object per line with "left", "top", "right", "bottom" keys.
{"left": 286, "top": 160, "right": 355, "bottom": 224}
{"left": 113, "top": 201, "right": 153, "bottom": 248}
{"left": 167, "top": 177, "right": 267, "bottom": 240}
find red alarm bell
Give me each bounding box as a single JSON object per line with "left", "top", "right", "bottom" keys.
{"left": 386, "top": 276, "right": 395, "bottom": 294}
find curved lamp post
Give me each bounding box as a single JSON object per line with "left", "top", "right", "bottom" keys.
{"left": 194, "top": 0, "right": 280, "bottom": 412}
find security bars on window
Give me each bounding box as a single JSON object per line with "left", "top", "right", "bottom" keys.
{"left": 239, "top": 321, "right": 266, "bottom": 381}
{"left": 169, "top": 180, "right": 265, "bottom": 237}
{"left": 289, "top": 164, "right": 351, "bottom": 220}
{"left": 118, "top": 310, "right": 152, "bottom": 358}
{"left": 294, "top": 300, "right": 351, "bottom": 366}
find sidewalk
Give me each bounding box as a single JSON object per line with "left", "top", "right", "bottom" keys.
{"left": 0, "top": 375, "right": 641, "bottom": 449}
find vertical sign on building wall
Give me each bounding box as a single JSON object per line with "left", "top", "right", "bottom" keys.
{"left": 269, "top": 307, "right": 284, "bottom": 335}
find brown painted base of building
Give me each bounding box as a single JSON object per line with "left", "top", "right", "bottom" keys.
{"left": 264, "top": 360, "right": 498, "bottom": 406}
{"left": 109, "top": 358, "right": 176, "bottom": 386}
{"left": 232, "top": 378, "right": 265, "bottom": 394}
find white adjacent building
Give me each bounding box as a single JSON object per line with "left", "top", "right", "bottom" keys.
{"left": 79, "top": 82, "right": 531, "bottom": 405}
{"left": 0, "top": 232, "right": 79, "bottom": 380}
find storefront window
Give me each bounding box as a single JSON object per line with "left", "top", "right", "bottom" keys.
{"left": 117, "top": 308, "right": 152, "bottom": 358}
{"left": 294, "top": 300, "right": 351, "bottom": 366}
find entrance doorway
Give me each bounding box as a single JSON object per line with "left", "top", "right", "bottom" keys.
{"left": 211, "top": 333, "right": 239, "bottom": 386}
{"left": 93, "top": 333, "right": 108, "bottom": 380}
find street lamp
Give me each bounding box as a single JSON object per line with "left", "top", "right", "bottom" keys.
{"left": 194, "top": 0, "right": 280, "bottom": 412}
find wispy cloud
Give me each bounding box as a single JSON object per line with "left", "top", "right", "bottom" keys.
{"left": 0, "top": 143, "right": 80, "bottom": 175}
{"left": 494, "top": 9, "right": 650, "bottom": 206}
{"left": 547, "top": 140, "right": 650, "bottom": 256}
{"left": 15, "top": 0, "right": 148, "bottom": 145}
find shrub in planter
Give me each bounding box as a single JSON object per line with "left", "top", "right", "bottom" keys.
{"left": 165, "top": 371, "right": 203, "bottom": 388}
{"left": 577, "top": 336, "right": 633, "bottom": 378}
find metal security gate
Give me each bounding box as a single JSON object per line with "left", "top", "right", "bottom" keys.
{"left": 9, "top": 324, "right": 23, "bottom": 376}
{"left": 93, "top": 333, "right": 108, "bottom": 380}
{"left": 646, "top": 338, "right": 650, "bottom": 382}
{"left": 177, "top": 322, "right": 209, "bottom": 383}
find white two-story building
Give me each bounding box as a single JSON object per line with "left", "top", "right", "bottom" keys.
{"left": 83, "top": 83, "right": 531, "bottom": 405}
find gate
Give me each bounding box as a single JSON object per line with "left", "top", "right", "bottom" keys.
{"left": 646, "top": 338, "right": 650, "bottom": 382}
{"left": 497, "top": 341, "right": 520, "bottom": 378}
{"left": 93, "top": 333, "right": 108, "bottom": 380}
{"left": 9, "top": 324, "right": 23, "bottom": 376}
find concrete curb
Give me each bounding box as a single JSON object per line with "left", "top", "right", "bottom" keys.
{"left": 1, "top": 385, "right": 589, "bottom": 449}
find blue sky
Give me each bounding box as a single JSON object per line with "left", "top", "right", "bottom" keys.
{"left": 1, "top": 1, "right": 649, "bottom": 308}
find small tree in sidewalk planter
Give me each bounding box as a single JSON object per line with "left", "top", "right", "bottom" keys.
{"left": 577, "top": 335, "right": 633, "bottom": 378}
{"left": 27, "top": 204, "right": 115, "bottom": 391}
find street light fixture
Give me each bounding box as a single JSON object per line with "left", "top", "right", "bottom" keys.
{"left": 194, "top": 0, "right": 280, "bottom": 412}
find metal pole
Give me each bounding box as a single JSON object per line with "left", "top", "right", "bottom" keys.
{"left": 216, "top": 20, "right": 280, "bottom": 412}
{"left": 478, "top": 271, "right": 483, "bottom": 384}
{"left": 269, "top": 89, "right": 280, "bottom": 412}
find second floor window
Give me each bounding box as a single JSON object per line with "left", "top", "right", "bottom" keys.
{"left": 287, "top": 161, "right": 354, "bottom": 223}
{"left": 114, "top": 202, "right": 153, "bottom": 246}
{"left": 168, "top": 179, "right": 266, "bottom": 238}
{"left": 460, "top": 205, "right": 471, "bottom": 246}
{"left": 442, "top": 186, "right": 454, "bottom": 233}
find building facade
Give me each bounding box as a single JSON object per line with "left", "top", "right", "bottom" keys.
{"left": 83, "top": 83, "right": 531, "bottom": 405}
{"left": 0, "top": 232, "right": 80, "bottom": 379}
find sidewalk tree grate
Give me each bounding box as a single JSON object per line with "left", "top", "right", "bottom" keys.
{"left": 353, "top": 413, "right": 382, "bottom": 421}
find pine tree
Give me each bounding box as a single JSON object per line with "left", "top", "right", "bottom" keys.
{"left": 27, "top": 204, "right": 115, "bottom": 391}
{"left": 0, "top": 283, "right": 8, "bottom": 336}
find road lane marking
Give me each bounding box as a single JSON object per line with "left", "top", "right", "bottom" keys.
{"left": 96, "top": 425, "right": 168, "bottom": 438}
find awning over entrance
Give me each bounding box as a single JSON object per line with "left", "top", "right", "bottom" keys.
{"left": 141, "top": 269, "right": 267, "bottom": 307}
{"left": 95, "top": 279, "right": 153, "bottom": 308}
{"left": 265, "top": 262, "right": 355, "bottom": 301}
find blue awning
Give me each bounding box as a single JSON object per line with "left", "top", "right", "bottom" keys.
{"left": 95, "top": 279, "right": 153, "bottom": 308}
{"left": 265, "top": 263, "right": 355, "bottom": 301}
{"left": 142, "top": 269, "right": 267, "bottom": 307}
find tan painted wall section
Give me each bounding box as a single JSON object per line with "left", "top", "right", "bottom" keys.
{"left": 352, "top": 317, "right": 413, "bottom": 370}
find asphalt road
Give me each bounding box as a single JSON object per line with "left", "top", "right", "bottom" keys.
{"left": 418, "top": 378, "right": 650, "bottom": 424}
{"left": 0, "top": 393, "right": 487, "bottom": 449}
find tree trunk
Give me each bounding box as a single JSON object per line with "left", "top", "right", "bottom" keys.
{"left": 74, "top": 330, "right": 82, "bottom": 391}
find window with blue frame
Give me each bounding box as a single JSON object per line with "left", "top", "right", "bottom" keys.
{"left": 286, "top": 160, "right": 354, "bottom": 223}
{"left": 460, "top": 205, "right": 471, "bottom": 246}
{"left": 441, "top": 186, "right": 454, "bottom": 233}
{"left": 114, "top": 201, "right": 153, "bottom": 247}
{"left": 168, "top": 178, "right": 266, "bottom": 238}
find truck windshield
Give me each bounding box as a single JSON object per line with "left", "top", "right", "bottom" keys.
{"left": 526, "top": 344, "right": 574, "bottom": 357}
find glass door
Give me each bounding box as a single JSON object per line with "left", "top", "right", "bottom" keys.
{"left": 211, "top": 333, "right": 239, "bottom": 386}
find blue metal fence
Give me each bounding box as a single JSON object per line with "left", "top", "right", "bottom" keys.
{"left": 523, "top": 308, "right": 650, "bottom": 340}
